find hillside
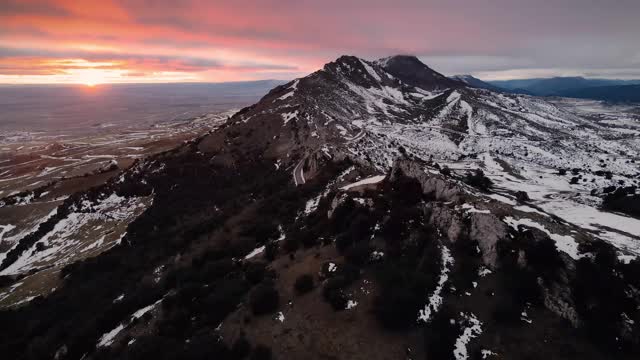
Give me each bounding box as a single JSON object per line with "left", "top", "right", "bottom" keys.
{"left": 0, "top": 55, "right": 639, "bottom": 360}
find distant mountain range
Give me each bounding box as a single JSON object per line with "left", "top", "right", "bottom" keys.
{"left": 554, "top": 84, "right": 640, "bottom": 102}
{"left": 485, "top": 76, "right": 640, "bottom": 102}
{"left": 447, "top": 75, "right": 640, "bottom": 102}
{"left": 449, "top": 74, "right": 503, "bottom": 92}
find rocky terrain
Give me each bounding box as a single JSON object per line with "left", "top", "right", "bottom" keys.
{"left": 0, "top": 55, "right": 639, "bottom": 360}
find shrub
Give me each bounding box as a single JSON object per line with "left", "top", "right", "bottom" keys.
{"left": 202, "top": 259, "right": 235, "bottom": 280}
{"left": 249, "top": 282, "right": 279, "bottom": 315}
{"left": 602, "top": 187, "right": 640, "bottom": 217}
{"left": 250, "top": 344, "right": 272, "bottom": 360}
{"left": 264, "top": 241, "right": 278, "bottom": 261}
{"left": 323, "top": 287, "right": 347, "bottom": 311}
{"left": 558, "top": 169, "right": 567, "bottom": 175}
{"left": 281, "top": 237, "right": 300, "bottom": 253}
{"left": 569, "top": 176, "right": 579, "bottom": 184}
{"left": 244, "top": 262, "right": 267, "bottom": 284}
{"left": 464, "top": 169, "right": 493, "bottom": 191}
{"left": 439, "top": 166, "right": 451, "bottom": 176}
{"left": 515, "top": 191, "right": 530, "bottom": 203}
{"left": 231, "top": 335, "right": 251, "bottom": 359}
{"left": 335, "top": 233, "right": 354, "bottom": 253}
{"left": 322, "top": 269, "right": 358, "bottom": 311}
{"left": 374, "top": 285, "right": 422, "bottom": 329}
{"left": 524, "top": 236, "right": 563, "bottom": 284}
{"left": 424, "top": 305, "right": 460, "bottom": 359}
{"left": 293, "top": 274, "right": 314, "bottom": 295}
{"left": 345, "top": 241, "right": 371, "bottom": 266}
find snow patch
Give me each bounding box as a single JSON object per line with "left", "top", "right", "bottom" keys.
{"left": 340, "top": 175, "right": 385, "bottom": 191}
{"left": 418, "top": 245, "right": 454, "bottom": 323}
{"left": 503, "top": 216, "right": 582, "bottom": 260}
{"left": 453, "top": 313, "right": 483, "bottom": 360}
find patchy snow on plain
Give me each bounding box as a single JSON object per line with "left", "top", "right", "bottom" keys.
{"left": 0, "top": 193, "right": 149, "bottom": 276}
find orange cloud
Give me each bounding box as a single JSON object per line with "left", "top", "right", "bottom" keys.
{"left": 1, "top": 0, "right": 638, "bottom": 82}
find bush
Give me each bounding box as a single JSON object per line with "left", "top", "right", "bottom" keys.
{"left": 464, "top": 169, "right": 493, "bottom": 191}
{"left": 515, "top": 191, "right": 530, "bottom": 203}
{"left": 250, "top": 344, "right": 272, "bottom": 360}
{"left": 231, "top": 335, "right": 251, "bottom": 359}
{"left": 335, "top": 233, "right": 354, "bottom": 253}
{"left": 245, "top": 262, "right": 267, "bottom": 284}
{"left": 323, "top": 287, "right": 347, "bottom": 311}
{"left": 524, "top": 236, "right": 563, "bottom": 284}
{"left": 374, "top": 286, "right": 422, "bottom": 329}
{"left": 439, "top": 166, "right": 451, "bottom": 176}
{"left": 424, "top": 305, "right": 460, "bottom": 359}
{"left": 249, "top": 282, "right": 279, "bottom": 315}
{"left": 281, "top": 237, "right": 300, "bottom": 253}
{"left": 322, "top": 269, "right": 358, "bottom": 311}
{"left": 202, "top": 259, "right": 235, "bottom": 280}
{"left": 264, "top": 241, "right": 278, "bottom": 261}
{"left": 344, "top": 241, "right": 371, "bottom": 266}
{"left": 602, "top": 187, "right": 640, "bottom": 217}
{"left": 569, "top": 177, "right": 579, "bottom": 184}
{"left": 293, "top": 274, "right": 314, "bottom": 295}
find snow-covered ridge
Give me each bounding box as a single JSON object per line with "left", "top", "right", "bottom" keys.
{"left": 263, "top": 55, "right": 639, "bottom": 259}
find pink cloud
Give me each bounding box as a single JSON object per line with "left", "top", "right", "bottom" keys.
{"left": 0, "top": 0, "right": 638, "bottom": 82}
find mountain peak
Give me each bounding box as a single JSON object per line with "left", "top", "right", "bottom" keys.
{"left": 375, "top": 54, "right": 461, "bottom": 91}
{"left": 375, "top": 54, "right": 420, "bottom": 66}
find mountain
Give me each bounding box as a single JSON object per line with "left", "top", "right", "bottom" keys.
{"left": 488, "top": 78, "right": 545, "bottom": 91}
{"left": 525, "top": 77, "right": 619, "bottom": 95}
{"left": 555, "top": 84, "right": 640, "bottom": 102}
{"left": 375, "top": 55, "right": 463, "bottom": 90}
{"left": 1, "top": 55, "right": 639, "bottom": 360}
{"left": 449, "top": 74, "right": 504, "bottom": 92}
{"left": 490, "top": 77, "right": 640, "bottom": 98}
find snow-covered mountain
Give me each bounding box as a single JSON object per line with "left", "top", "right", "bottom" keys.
{"left": 210, "top": 54, "right": 640, "bottom": 256}
{"left": 1, "top": 55, "right": 639, "bottom": 360}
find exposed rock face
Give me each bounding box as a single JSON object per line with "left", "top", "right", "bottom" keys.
{"left": 539, "top": 277, "right": 580, "bottom": 327}
{"left": 390, "top": 160, "right": 463, "bottom": 202}
{"left": 423, "top": 203, "right": 465, "bottom": 243}
{"left": 468, "top": 212, "right": 509, "bottom": 268}
{"left": 392, "top": 160, "right": 508, "bottom": 268}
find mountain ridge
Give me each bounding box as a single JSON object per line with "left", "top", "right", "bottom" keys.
{"left": 490, "top": 76, "right": 640, "bottom": 97}
{"left": 1, "top": 54, "right": 639, "bottom": 360}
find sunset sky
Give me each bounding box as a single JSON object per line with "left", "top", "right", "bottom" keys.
{"left": 2, "top": 0, "right": 639, "bottom": 84}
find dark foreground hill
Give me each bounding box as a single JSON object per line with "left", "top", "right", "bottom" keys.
{"left": 0, "top": 55, "right": 639, "bottom": 360}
